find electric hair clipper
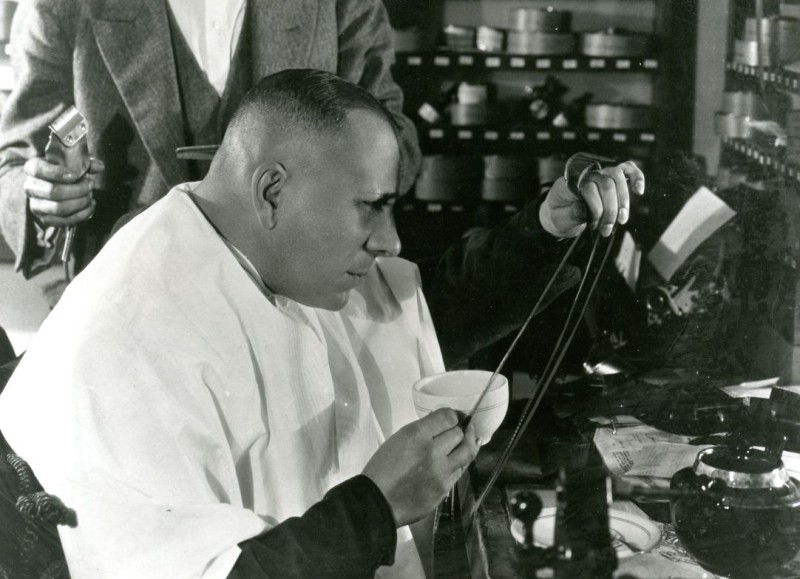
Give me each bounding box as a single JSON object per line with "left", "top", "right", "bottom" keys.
{"left": 44, "top": 105, "right": 90, "bottom": 264}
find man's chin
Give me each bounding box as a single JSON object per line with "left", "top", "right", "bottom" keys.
{"left": 313, "top": 292, "right": 350, "bottom": 311}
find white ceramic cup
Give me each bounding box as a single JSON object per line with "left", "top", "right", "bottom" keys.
{"left": 412, "top": 370, "right": 509, "bottom": 444}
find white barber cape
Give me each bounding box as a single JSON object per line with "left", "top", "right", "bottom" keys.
{"left": 0, "top": 187, "right": 446, "bottom": 578}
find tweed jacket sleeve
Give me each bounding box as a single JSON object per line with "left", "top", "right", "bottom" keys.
{"left": 336, "top": 0, "right": 421, "bottom": 195}
{"left": 0, "top": 0, "right": 76, "bottom": 277}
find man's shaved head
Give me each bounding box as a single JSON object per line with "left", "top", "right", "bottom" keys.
{"left": 225, "top": 69, "right": 399, "bottom": 150}
{"left": 192, "top": 69, "right": 402, "bottom": 310}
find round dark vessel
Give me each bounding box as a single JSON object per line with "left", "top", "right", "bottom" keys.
{"left": 670, "top": 446, "right": 800, "bottom": 578}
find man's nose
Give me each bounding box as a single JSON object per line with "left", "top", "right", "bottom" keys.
{"left": 366, "top": 212, "right": 401, "bottom": 257}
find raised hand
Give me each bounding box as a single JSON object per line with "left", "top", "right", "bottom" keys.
{"left": 539, "top": 160, "right": 645, "bottom": 239}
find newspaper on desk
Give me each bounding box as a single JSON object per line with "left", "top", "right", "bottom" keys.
{"left": 591, "top": 415, "right": 706, "bottom": 478}
{"left": 591, "top": 417, "right": 722, "bottom": 578}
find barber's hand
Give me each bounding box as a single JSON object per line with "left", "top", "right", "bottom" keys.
{"left": 362, "top": 408, "right": 480, "bottom": 527}
{"left": 539, "top": 160, "right": 645, "bottom": 239}
{"left": 24, "top": 157, "right": 105, "bottom": 228}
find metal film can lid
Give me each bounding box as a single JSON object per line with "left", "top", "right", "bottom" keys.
{"left": 420, "top": 155, "right": 484, "bottom": 181}
{"left": 457, "top": 82, "right": 489, "bottom": 104}
{"left": 722, "top": 91, "right": 763, "bottom": 118}
{"left": 506, "top": 31, "right": 575, "bottom": 55}
{"left": 509, "top": 7, "right": 571, "bottom": 32}
{"left": 481, "top": 179, "right": 530, "bottom": 202}
{"left": 484, "top": 155, "right": 536, "bottom": 180}
{"left": 585, "top": 103, "right": 655, "bottom": 129}
{"left": 449, "top": 103, "right": 488, "bottom": 126}
{"left": 580, "top": 29, "right": 652, "bottom": 57}
{"left": 476, "top": 26, "right": 505, "bottom": 52}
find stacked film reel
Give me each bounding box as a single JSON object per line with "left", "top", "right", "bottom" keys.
{"left": 585, "top": 103, "right": 654, "bottom": 130}
{"left": 436, "top": 8, "right": 655, "bottom": 59}
{"left": 733, "top": 16, "right": 800, "bottom": 67}
{"left": 507, "top": 7, "right": 574, "bottom": 56}
{"left": 416, "top": 155, "right": 483, "bottom": 202}
{"left": 476, "top": 25, "right": 505, "bottom": 52}
{"left": 482, "top": 156, "right": 537, "bottom": 202}
{"left": 415, "top": 156, "right": 566, "bottom": 203}
{"left": 407, "top": 7, "right": 657, "bottom": 209}
{"left": 580, "top": 28, "right": 653, "bottom": 58}
{"left": 443, "top": 24, "right": 477, "bottom": 50}
{"left": 430, "top": 8, "right": 657, "bottom": 133}
{"left": 787, "top": 111, "right": 800, "bottom": 161}
{"left": 714, "top": 91, "right": 764, "bottom": 140}
{"left": 450, "top": 82, "right": 490, "bottom": 126}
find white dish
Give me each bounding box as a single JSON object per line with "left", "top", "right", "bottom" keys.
{"left": 510, "top": 507, "right": 661, "bottom": 559}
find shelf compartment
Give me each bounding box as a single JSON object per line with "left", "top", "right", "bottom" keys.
{"left": 394, "top": 51, "right": 659, "bottom": 73}
{"left": 418, "top": 125, "right": 656, "bottom": 151}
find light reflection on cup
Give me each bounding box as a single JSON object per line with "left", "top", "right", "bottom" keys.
{"left": 412, "top": 370, "right": 509, "bottom": 444}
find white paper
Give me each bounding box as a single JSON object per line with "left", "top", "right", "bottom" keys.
{"left": 614, "top": 231, "right": 641, "bottom": 291}
{"left": 740, "top": 377, "right": 781, "bottom": 388}
{"left": 647, "top": 186, "right": 736, "bottom": 282}
{"left": 781, "top": 450, "right": 800, "bottom": 480}
{"left": 626, "top": 443, "right": 712, "bottom": 478}
{"left": 720, "top": 385, "right": 773, "bottom": 399}
{"left": 593, "top": 424, "right": 692, "bottom": 476}
{"left": 719, "top": 379, "right": 800, "bottom": 400}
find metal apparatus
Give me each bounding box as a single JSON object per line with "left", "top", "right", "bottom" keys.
{"left": 508, "top": 469, "right": 728, "bottom": 578}
{"left": 45, "top": 106, "right": 90, "bottom": 279}
{"left": 509, "top": 469, "right": 616, "bottom": 579}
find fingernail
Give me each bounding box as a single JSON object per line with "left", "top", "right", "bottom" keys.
{"left": 601, "top": 224, "right": 613, "bottom": 237}
{"left": 591, "top": 220, "right": 599, "bottom": 231}
{"left": 64, "top": 172, "right": 75, "bottom": 180}
{"left": 636, "top": 181, "right": 645, "bottom": 195}
{"left": 619, "top": 207, "right": 629, "bottom": 224}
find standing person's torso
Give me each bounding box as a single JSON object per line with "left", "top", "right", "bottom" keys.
{"left": 66, "top": 0, "right": 340, "bottom": 267}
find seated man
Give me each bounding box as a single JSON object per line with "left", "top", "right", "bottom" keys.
{"left": 0, "top": 70, "right": 642, "bottom": 579}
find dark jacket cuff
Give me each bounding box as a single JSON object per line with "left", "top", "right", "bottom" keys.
{"left": 230, "top": 475, "right": 397, "bottom": 578}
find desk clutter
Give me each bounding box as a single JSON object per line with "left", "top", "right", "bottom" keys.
{"left": 463, "top": 366, "right": 800, "bottom": 579}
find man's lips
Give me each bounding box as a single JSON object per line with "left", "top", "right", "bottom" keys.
{"left": 347, "top": 263, "right": 374, "bottom": 278}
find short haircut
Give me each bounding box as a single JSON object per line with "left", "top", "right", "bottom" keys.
{"left": 228, "top": 69, "right": 399, "bottom": 138}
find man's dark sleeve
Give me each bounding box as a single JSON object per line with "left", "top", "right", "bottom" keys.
{"left": 229, "top": 475, "right": 397, "bottom": 578}
{"left": 419, "top": 196, "right": 583, "bottom": 368}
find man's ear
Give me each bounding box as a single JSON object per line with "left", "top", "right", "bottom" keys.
{"left": 251, "top": 163, "right": 287, "bottom": 230}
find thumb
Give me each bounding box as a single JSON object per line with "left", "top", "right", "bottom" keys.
{"left": 88, "top": 158, "right": 105, "bottom": 175}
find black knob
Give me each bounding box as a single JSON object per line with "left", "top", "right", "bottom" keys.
{"left": 509, "top": 491, "right": 542, "bottom": 548}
